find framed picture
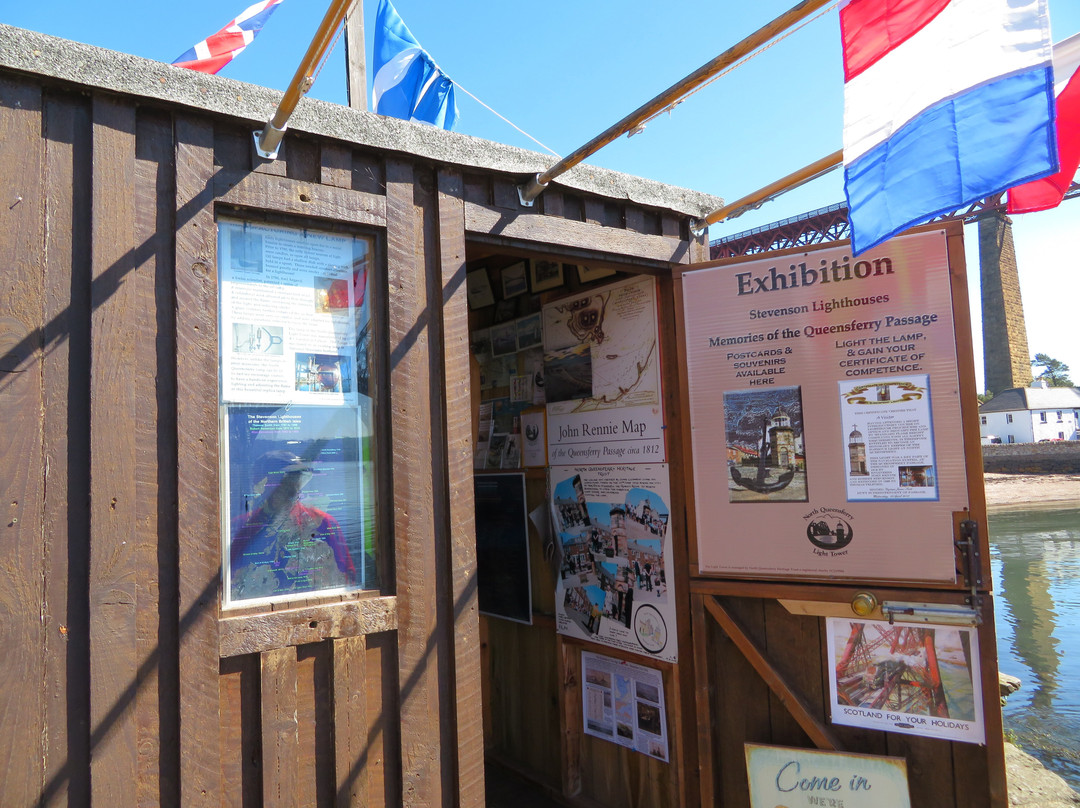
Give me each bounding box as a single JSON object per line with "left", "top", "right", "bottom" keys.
{"left": 466, "top": 268, "right": 495, "bottom": 309}
{"left": 516, "top": 312, "right": 543, "bottom": 351}
{"left": 577, "top": 264, "right": 616, "bottom": 284}
{"left": 530, "top": 260, "right": 564, "bottom": 293}
{"left": 501, "top": 261, "right": 529, "bottom": 299}
{"left": 490, "top": 321, "right": 519, "bottom": 357}
{"left": 494, "top": 297, "right": 518, "bottom": 323}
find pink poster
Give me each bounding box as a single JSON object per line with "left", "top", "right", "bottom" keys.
{"left": 681, "top": 230, "right": 969, "bottom": 583}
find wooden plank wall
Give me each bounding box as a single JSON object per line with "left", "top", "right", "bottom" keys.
{"left": 0, "top": 72, "right": 484, "bottom": 807}
{"left": 689, "top": 590, "right": 1004, "bottom": 807}
{"left": 0, "top": 67, "right": 712, "bottom": 808}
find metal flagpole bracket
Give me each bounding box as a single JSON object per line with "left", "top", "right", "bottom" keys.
{"left": 254, "top": 122, "right": 288, "bottom": 161}
{"left": 517, "top": 173, "right": 549, "bottom": 207}
{"left": 251, "top": 0, "right": 356, "bottom": 162}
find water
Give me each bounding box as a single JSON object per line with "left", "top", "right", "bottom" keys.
{"left": 991, "top": 505, "right": 1080, "bottom": 789}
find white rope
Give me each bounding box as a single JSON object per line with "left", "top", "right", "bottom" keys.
{"left": 635, "top": 2, "right": 840, "bottom": 132}
{"left": 453, "top": 80, "right": 562, "bottom": 158}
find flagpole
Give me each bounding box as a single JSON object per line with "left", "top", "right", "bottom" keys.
{"left": 255, "top": 0, "right": 358, "bottom": 159}
{"left": 344, "top": 0, "right": 367, "bottom": 111}
{"left": 689, "top": 150, "right": 843, "bottom": 236}
{"left": 517, "top": 0, "right": 835, "bottom": 206}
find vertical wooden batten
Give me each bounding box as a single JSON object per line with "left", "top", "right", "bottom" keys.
{"left": 0, "top": 76, "right": 47, "bottom": 807}
{"left": 332, "top": 634, "right": 369, "bottom": 806}
{"left": 436, "top": 168, "right": 487, "bottom": 807}
{"left": 261, "top": 645, "right": 301, "bottom": 806}
{"left": 88, "top": 94, "right": 140, "bottom": 806}
{"left": 173, "top": 115, "right": 222, "bottom": 806}
{"left": 386, "top": 157, "right": 444, "bottom": 806}
{"left": 134, "top": 107, "right": 180, "bottom": 806}
{"left": 42, "top": 89, "right": 94, "bottom": 807}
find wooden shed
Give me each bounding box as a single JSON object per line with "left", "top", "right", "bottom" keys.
{"left": 0, "top": 23, "right": 1005, "bottom": 808}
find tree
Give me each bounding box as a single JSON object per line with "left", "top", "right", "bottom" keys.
{"left": 1030, "top": 353, "right": 1073, "bottom": 387}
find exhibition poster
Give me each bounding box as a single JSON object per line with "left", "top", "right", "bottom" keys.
{"left": 543, "top": 275, "right": 665, "bottom": 464}
{"left": 745, "top": 744, "right": 911, "bottom": 808}
{"left": 552, "top": 465, "right": 678, "bottom": 663}
{"left": 681, "top": 230, "right": 969, "bottom": 582}
{"left": 219, "top": 220, "right": 368, "bottom": 407}
{"left": 582, "top": 650, "right": 669, "bottom": 762}
{"left": 825, "top": 617, "right": 985, "bottom": 744}
{"left": 218, "top": 220, "right": 375, "bottom": 606}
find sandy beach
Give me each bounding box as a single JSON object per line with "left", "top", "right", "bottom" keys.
{"left": 983, "top": 473, "right": 1080, "bottom": 509}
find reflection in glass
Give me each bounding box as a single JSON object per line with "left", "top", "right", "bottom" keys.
{"left": 218, "top": 220, "right": 376, "bottom": 605}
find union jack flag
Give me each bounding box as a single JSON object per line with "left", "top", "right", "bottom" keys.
{"left": 173, "top": 0, "right": 285, "bottom": 75}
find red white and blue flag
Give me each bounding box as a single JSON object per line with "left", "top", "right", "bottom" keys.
{"left": 842, "top": 0, "right": 1057, "bottom": 254}
{"left": 173, "top": 0, "right": 285, "bottom": 75}
{"left": 1009, "top": 32, "right": 1080, "bottom": 214}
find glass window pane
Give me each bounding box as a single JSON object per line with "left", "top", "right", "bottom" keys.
{"left": 217, "top": 219, "right": 377, "bottom": 607}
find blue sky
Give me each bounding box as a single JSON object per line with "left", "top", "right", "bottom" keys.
{"left": 7, "top": 0, "right": 1080, "bottom": 390}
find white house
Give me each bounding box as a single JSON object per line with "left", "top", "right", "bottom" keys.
{"left": 979, "top": 385, "right": 1080, "bottom": 444}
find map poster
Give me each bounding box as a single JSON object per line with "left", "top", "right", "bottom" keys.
{"left": 221, "top": 404, "right": 374, "bottom": 606}
{"left": 681, "top": 230, "right": 969, "bottom": 583}
{"left": 551, "top": 465, "right": 677, "bottom": 663}
{"left": 745, "top": 744, "right": 911, "bottom": 808}
{"left": 582, "top": 650, "right": 669, "bottom": 762}
{"left": 825, "top": 618, "right": 985, "bottom": 744}
{"left": 543, "top": 275, "right": 665, "bottom": 464}
{"left": 219, "top": 219, "right": 369, "bottom": 407}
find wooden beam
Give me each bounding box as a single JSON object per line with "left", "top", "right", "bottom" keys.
{"left": 464, "top": 200, "right": 690, "bottom": 264}
{"left": 214, "top": 169, "right": 386, "bottom": 227}
{"left": 702, "top": 596, "right": 842, "bottom": 751}
{"left": 218, "top": 596, "right": 398, "bottom": 657}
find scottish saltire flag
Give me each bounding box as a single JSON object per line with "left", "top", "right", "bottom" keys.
{"left": 842, "top": 0, "right": 1057, "bottom": 254}
{"left": 173, "top": 0, "right": 285, "bottom": 75}
{"left": 1009, "top": 32, "right": 1080, "bottom": 214}
{"left": 371, "top": 0, "right": 459, "bottom": 130}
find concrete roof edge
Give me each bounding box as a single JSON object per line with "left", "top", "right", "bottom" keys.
{"left": 0, "top": 24, "right": 725, "bottom": 219}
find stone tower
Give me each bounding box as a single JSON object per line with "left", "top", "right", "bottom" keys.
{"left": 978, "top": 210, "right": 1032, "bottom": 394}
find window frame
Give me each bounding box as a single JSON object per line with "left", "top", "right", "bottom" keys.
{"left": 213, "top": 210, "right": 391, "bottom": 615}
